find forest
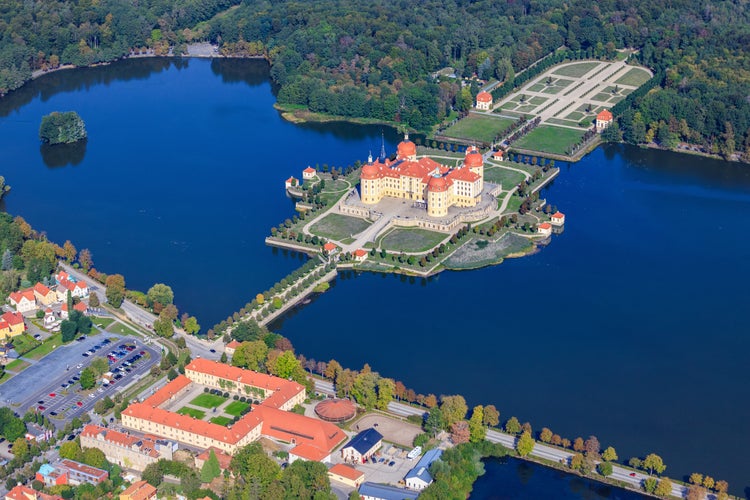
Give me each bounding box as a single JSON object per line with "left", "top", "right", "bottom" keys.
{"left": 1, "top": 0, "right": 749, "bottom": 157}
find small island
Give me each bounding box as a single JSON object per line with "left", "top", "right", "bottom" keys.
{"left": 39, "top": 111, "right": 87, "bottom": 145}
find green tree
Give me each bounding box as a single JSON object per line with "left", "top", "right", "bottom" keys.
{"left": 142, "top": 462, "right": 163, "bottom": 487}
{"left": 11, "top": 437, "right": 29, "bottom": 459}
{"left": 39, "top": 111, "right": 87, "bottom": 145}
{"left": 424, "top": 407, "right": 445, "bottom": 436}
{"left": 81, "top": 447, "right": 106, "bottom": 468}
{"left": 440, "top": 395, "right": 468, "bottom": 427}
{"left": 351, "top": 371, "right": 379, "bottom": 410}
{"left": 153, "top": 314, "right": 174, "bottom": 338}
{"left": 105, "top": 274, "right": 125, "bottom": 308}
{"left": 230, "top": 442, "right": 281, "bottom": 489}
{"left": 597, "top": 462, "right": 613, "bottom": 477}
{"left": 655, "top": 478, "right": 673, "bottom": 497}
{"left": 147, "top": 283, "right": 174, "bottom": 309}
{"left": 602, "top": 446, "right": 618, "bottom": 462}
{"left": 267, "top": 349, "right": 301, "bottom": 379}
{"left": 643, "top": 477, "right": 658, "bottom": 494}
{"left": 482, "top": 405, "right": 499, "bottom": 428}
{"left": 89, "top": 356, "right": 109, "bottom": 376}
{"left": 88, "top": 292, "right": 100, "bottom": 308}
{"left": 504, "top": 416, "right": 521, "bottom": 435}
{"left": 184, "top": 316, "right": 200, "bottom": 335}
{"left": 468, "top": 406, "right": 486, "bottom": 443}
{"left": 515, "top": 431, "right": 534, "bottom": 457}
{"left": 376, "top": 378, "right": 394, "bottom": 411}
{"left": 201, "top": 449, "right": 221, "bottom": 483}
{"left": 232, "top": 340, "right": 268, "bottom": 371}
{"left": 61, "top": 320, "right": 77, "bottom": 342}
{"left": 643, "top": 453, "right": 666, "bottom": 475}
{"left": 79, "top": 367, "right": 96, "bottom": 390}
{"left": 59, "top": 441, "right": 82, "bottom": 461}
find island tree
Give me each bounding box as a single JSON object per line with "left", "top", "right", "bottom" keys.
{"left": 39, "top": 111, "right": 87, "bottom": 145}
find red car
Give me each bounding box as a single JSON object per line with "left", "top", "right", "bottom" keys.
{"left": 49, "top": 393, "right": 56, "bottom": 397}
{"left": 629, "top": 473, "right": 636, "bottom": 477}
{"left": 76, "top": 401, "right": 83, "bottom": 407}
{"left": 38, "top": 406, "right": 45, "bottom": 411}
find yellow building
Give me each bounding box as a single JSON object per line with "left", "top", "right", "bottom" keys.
{"left": 0, "top": 312, "right": 26, "bottom": 340}
{"left": 360, "top": 135, "right": 484, "bottom": 217}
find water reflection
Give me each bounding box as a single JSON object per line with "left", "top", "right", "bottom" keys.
{"left": 40, "top": 140, "right": 87, "bottom": 168}
{"left": 210, "top": 58, "right": 270, "bottom": 87}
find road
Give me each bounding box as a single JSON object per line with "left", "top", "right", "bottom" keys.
{"left": 59, "top": 263, "right": 224, "bottom": 361}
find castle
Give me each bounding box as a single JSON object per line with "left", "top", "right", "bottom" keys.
{"left": 360, "top": 135, "right": 484, "bottom": 217}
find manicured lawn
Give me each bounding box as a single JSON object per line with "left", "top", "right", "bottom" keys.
{"left": 177, "top": 407, "right": 206, "bottom": 419}
{"left": 483, "top": 167, "right": 527, "bottom": 188}
{"left": 190, "top": 393, "right": 228, "bottom": 409}
{"left": 5, "top": 359, "right": 29, "bottom": 372}
{"left": 441, "top": 114, "right": 514, "bottom": 143}
{"left": 615, "top": 67, "right": 651, "bottom": 87}
{"left": 26, "top": 333, "right": 63, "bottom": 360}
{"left": 309, "top": 213, "right": 371, "bottom": 241}
{"left": 540, "top": 86, "right": 563, "bottom": 95}
{"left": 380, "top": 228, "right": 447, "bottom": 253}
{"left": 529, "top": 96, "right": 548, "bottom": 105}
{"left": 108, "top": 322, "right": 139, "bottom": 336}
{"left": 224, "top": 400, "right": 249, "bottom": 417}
{"left": 11, "top": 334, "right": 40, "bottom": 355}
{"left": 592, "top": 92, "right": 613, "bottom": 102}
{"left": 93, "top": 317, "right": 115, "bottom": 329}
{"left": 210, "top": 416, "right": 233, "bottom": 426}
{"left": 552, "top": 62, "right": 599, "bottom": 78}
{"left": 513, "top": 125, "right": 586, "bottom": 155}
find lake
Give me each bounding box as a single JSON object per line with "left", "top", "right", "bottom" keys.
{"left": 1, "top": 58, "right": 748, "bottom": 495}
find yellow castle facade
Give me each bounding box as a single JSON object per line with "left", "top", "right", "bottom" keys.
{"left": 360, "top": 135, "right": 484, "bottom": 217}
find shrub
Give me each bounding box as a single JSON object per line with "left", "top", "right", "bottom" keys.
{"left": 233, "top": 395, "right": 239, "bottom": 401}
{"left": 223, "top": 392, "right": 229, "bottom": 398}
{"left": 204, "top": 388, "right": 209, "bottom": 393}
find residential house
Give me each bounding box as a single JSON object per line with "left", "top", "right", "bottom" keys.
{"left": 59, "top": 460, "right": 108, "bottom": 485}
{"left": 43, "top": 308, "right": 56, "bottom": 327}
{"left": 8, "top": 289, "right": 37, "bottom": 313}
{"left": 25, "top": 423, "right": 53, "bottom": 443}
{"left": 341, "top": 428, "right": 383, "bottom": 463}
{"left": 119, "top": 480, "right": 157, "bottom": 500}
{"left": 224, "top": 340, "right": 241, "bottom": 358}
{"left": 550, "top": 212, "right": 566, "bottom": 226}
{"left": 33, "top": 283, "right": 57, "bottom": 306}
{"left": 404, "top": 448, "right": 442, "bottom": 490}
{"left": 475, "top": 91, "right": 493, "bottom": 111}
{"left": 0, "top": 312, "right": 25, "bottom": 340}
{"left": 492, "top": 150, "right": 504, "bottom": 161}
{"left": 35, "top": 464, "right": 68, "bottom": 487}
{"left": 537, "top": 222, "right": 552, "bottom": 236}
{"left": 5, "top": 484, "right": 64, "bottom": 500}
{"left": 353, "top": 249, "right": 368, "bottom": 263}
{"left": 285, "top": 177, "right": 298, "bottom": 189}
{"left": 596, "top": 109, "right": 614, "bottom": 132}
{"left": 56, "top": 279, "right": 88, "bottom": 300}
{"left": 302, "top": 167, "right": 316, "bottom": 180}
{"left": 328, "top": 464, "right": 364, "bottom": 488}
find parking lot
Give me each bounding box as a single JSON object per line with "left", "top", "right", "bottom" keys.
{"left": 0, "top": 334, "right": 159, "bottom": 429}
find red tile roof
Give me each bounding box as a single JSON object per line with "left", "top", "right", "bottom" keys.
{"left": 226, "top": 340, "right": 241, "bottom": 349}
{"left": 196, "top": 447, "right": 232, "bottom": 470}
{"left": 323, "top": 243, "right": 337, "bottom": 252}
{"left": 33, "top": 283, "right": 51, "bottom": 296}
{"left": 120, "top": 480, "right": 157, "bottom": 500}
{"left": 80, "top": 425, "right": 160, "bottom": 458}
{"left": 73, "top": 302, "right": 87, "bottom": 312}
{"left": 9, "top": 289, "right": 35, "bottom": 304}
{"left": 447, "top": 167, "right": 480, "bottom": 183}
{"left": 142, "top": 375, "right": 192, "bottom": 408}
{"left": 1, "top": 311, "right": 24, "bottom": 326}
{"left": 476, "top": 91, "right": 493, "bottom": 103}
{"left": 6, "top": 484, "right": 64, "bottom": 500}
{"left": 303, "top": 167, "right": 316, "bottom": 173}
{"left": 551, "top": 212, "right": 565, "bottom": 219}
{"left": 597, "top": 109, "right": 613, "bottom": 121}
{"left": 329, "top": 463, "right": 364, "bottom": 481}
{"left": 353, "top": 249, "right": 367, "bottom": 258}
{"left": 253, "top": 406, "right": 346, "bottom": 454}
{"left": 291, "top": 443, "right": 330, "bottom": 462}
{"left": 185, "top": 359, "right": 304, "bottom": 396}
{"left": 538, "top": 222, "right": 552, "bottom": 230}
{"left": 59, "top": 459, "right": 108, "bottom": 482}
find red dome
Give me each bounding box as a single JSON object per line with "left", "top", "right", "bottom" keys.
{"left": 476, "top": 91, "right": 493, "bottom": 103}
{"left": 314, "top": 399, "right": 357, "bottom": 422}
{"left": 361, "top": 162, "right": 380, "bottom": 180}
{"left": 427, "top": 176, "right": 449, "bottom": 192}
{"left": 397, "top": 140, "right": 417, "bottom": 159}
{"left": 464, "top": 149, "right": 483, "bottom": 168}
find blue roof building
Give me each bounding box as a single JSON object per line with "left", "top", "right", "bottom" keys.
{"left": 404, "top": 448, "right": 443, "bottom": 490}
{"left": 358, "top": 482, "right": 420, "bottom": 500}
{"left": 341, "top": 428, "right": 383, "bottom": 463}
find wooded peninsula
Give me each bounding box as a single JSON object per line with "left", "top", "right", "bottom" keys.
{"left": 0, "top": 0, "right": 748, "bottom": 160}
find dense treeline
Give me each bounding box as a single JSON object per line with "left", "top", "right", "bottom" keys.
{"left": 1, "top": 0, "right": 750, "bottom": 156}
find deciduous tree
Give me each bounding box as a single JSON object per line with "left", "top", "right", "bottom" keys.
{"left": 62, "top": 240, "right": 76, "bottom": 262}
{"left": 468, "top": 406, "right": 485, "bottom": 443}
{"left": 439, "top": 395, "right": 467, "bottom": 427}
{"left": 450, "top": 421, "right": 469, "bottom": 444}
{"left": 643, "top": 453, "right": 666, "bottom": 475}
{"left": 584, "top": 435, "right": 600, "bottom": 457}
{"left": 573, "top": 437, "right": 584, "bottom": 452}
{"left": 78, "top": 248, "right": 92, "bottom": 271}
{"left": 105, "top": 274, "right": 125, "bottom": 308}
{"left": 147, "top": 283, "right": 174, "bottom": 309}
{"left": 654, "top": 478, "right": 673, "bottom": 497}
{"left": 539, "top": 428, "right": 552, "bottom": 443}
{"left": 79, "top": 367, "right": 96, "bottom": 390}
{"left": 516, "top": 431, "right": 534, "bottom": 457}
{"left": 483, "top": 405, "right": 499, "bottom": 428}
{"left": 504, "top": 416, "right": 521, "bottom": 435}
{"left": 602, "top": 446, "right": 617, "bottom": 462}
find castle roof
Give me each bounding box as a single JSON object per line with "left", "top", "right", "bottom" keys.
{"left": 427, "top": 175, "right": 450, "bottom": 192}
{"left": 397, "top": 139, "right": 417, "bottom": 159}
{"left": 464, "top": 147, "right": 484, "bottom": 168}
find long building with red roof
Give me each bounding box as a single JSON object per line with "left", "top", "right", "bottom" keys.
{"left": 360, "top": 135, "right": 485, "bottom": 217}
{"left": 121, "top": 358, "right": 344, "bottom": 459}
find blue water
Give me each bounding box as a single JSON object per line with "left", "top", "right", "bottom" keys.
{"left": 471, "top": 457, "right": 648, "bottom": 499}
{"left": 1, "top": 58, "right": 749, "bottom": 495}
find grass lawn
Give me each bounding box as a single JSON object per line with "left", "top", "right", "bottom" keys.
{"left": 0, "top": 371, "right": 11, "bottom": 384}
{"left": 503, "top": 196, "right": 523, "bottom": 214}
{"left": 309, "top": 213, "right": 371, "bottom": 241}
{"left": 592, "top": 92, "right": 613, "bottom": 102}
{"left": 108, "top": 322, "right": 139, "bottom": 336}
{"left": 615, "top": 67, "right": 651, "bottom": 87}
{"left": 210, "top": 416, "right": 233, "bottom": 426}
{"left": 552, "top": 62, "right": 599, "bottom": 78}
{"left": 565, "top": 111, "right": 584, "bottom": 121}
{"left": 190, "top": 393, "right": 228, "bottom": 409}
{"left": 26, "top": 333, "right": 63, "bottom": 360}
{"left": 11, "top": 334, "right": 40, "bottom": 355}
{"left": 483, "top": 167, "right": 527, "bottom": 188}
{"left": 224, "top": 400, "right": 249, "bottom": 417}
{"left": 177, "top": 407, "right": 206, "bottom": 419}
{"left": 380, "top": 228, "right": 447, "bottom": 253}
{"left": 540, "top": 86, "right": 563, "bottom": 95}
{"left": 500, "top": 102, "right": 517, "bottom": 110}
{"left": 441, "top": 114, "right": 514, "bottom": 143}
{"left": 527, "top": 83, "right": 545, "bottom": 92}
{"left": 93, "top": 317, "right": 115, "bottom": 329}
{"left": 5, "top": 359, "right": 29, "bottom": 372}
{"left": 513, "top": 125, "right": 586, "bottom": 155}
{"left": 529, "top": 96, "right": 548, "bottom": 105}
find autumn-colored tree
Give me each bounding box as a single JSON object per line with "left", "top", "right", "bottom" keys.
{"left": 601, "top": 446, "right": 618, "bottom": 462}
{"left": 325, "top": 359, "right": 342, "bottom": 380}
{"left": 689, "top": 473, "right": 703, "bottom": 485}
{"left": 539, "top": 427, "right": 552, "bottom": 443}
{"left": 14, "top": 216, "right": 32, "bottom": 237}
{"left": 516, "top": 431, "right": 534, "bottom": 457}
{"left": 654, "top": 478, "right": 672, "bottom": 497}
{"left": 715, "top": 480, "right": 729, "bottom": 493}
{"left": 483, "top": 405, "right": 499, "bottom": 428}
{"left": 686, "top": 485, "right": 706, "bottom": 500}
{"left": 78, "top": 248, "right": 93, "bottom": 271}
{"left": 468, "top": 406, "right": 485, "bottom": 443}
{"left": 88, "top": 293, "right": 100, "bottom": 308}
{"left": 335, "top": 369, "right": 356, "bottom": 398}
{"left": 573, "top": 437, "right": 584, "bottom": 452}
{"left": 551, "top": 434, "right": 562, "bottom": 446}
{"left": 62, "top": 240, "right": 76, "bottom": 262}
{"left": 703, "top": 476, "right": 714, "bottom": 489}
{"left": 521, "top": 422, "right": 532, "bottom": 435}
{"left": 450, "top": 421, "right": 470, "bottom": 444}
{"left": 561, "top": 438, "right": 571, "bottom": 448}
{"left": 394, "top": 381, "right": 406, "bottom": 401}
{"left": 570, "top": 453, "right": 584, "bottom": 471}
{"left": 504, "top": 416, "right": 521, "bottom": 435}
{"left": 105, "top": 273, "right": 125, "bottom": 307}
{"left": 255, "top": 293, "right": 265, "bottom": 304}
{"left": 423, "top": 394, "right": 438, "bottom": 408}
{"left": 439, "top": 395, "right": 468, "bottom": 427}
{"left": 584, "top": 435, "right": 600, "bottom": 457}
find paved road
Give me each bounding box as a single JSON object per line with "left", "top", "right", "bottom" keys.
{"left": 59, "top": 263, "right": 224, "bottom": 361}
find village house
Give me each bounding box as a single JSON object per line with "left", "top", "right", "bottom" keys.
{"left": 404, "top": 448, "right": 442, "bottom": 490}
{"left": 328, "top": 463, "right": 365, "bottom": 488}
{"left": 302, "top": 166, "right": 317, "bottom": 180}
{"left": 537, "top": 222, "right": 552, "bottom": 236}
{"left": 492, "top": 150, "right": 504, "bottom": 161}
{"left": 475, "top": 91, "right": 493, "bottom": 111}
{"left": 224, "top": 340, "right": 241, "bottom": 358}
{"left": 550, "top": 211, "right": 565, "bottom": 226}
{"left": 8, "top": 289, "right": 37, "bottom": 313}
{"left": 596, "top": 109, "right": 614, "bottom": 132}
{"left": 25, "top": 423, "right": 53, "bottom": 443}
{"left": 0, "top": 312, "right": 26, "bottom": 340}
{"left": 353, "top": 249, "right": 368, "bottom": 262}
{"left": 33, "top": 283, "right": 57, "bottom": 306}
{"left": 35, "top": 460, "right": 108, "bottom": 487}
{"left": 119, "top": 480, "right": 157, "bottom": 500}
{"left": 56, "top": 278, "right": 89, "bottom": 301}
{"left": 5, "top": 484, "right": 63, "bottom": 500}
{"left": 285, "top": 176, "right": 298, "bottom": 189}
{"left": 341, "top": 428, "right": 383, "bottom": 463}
